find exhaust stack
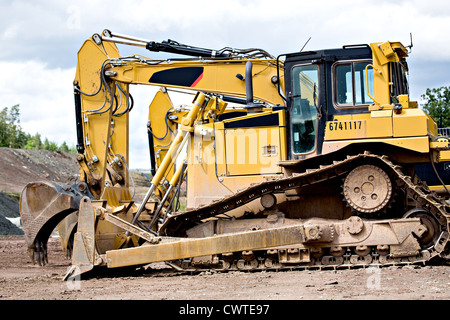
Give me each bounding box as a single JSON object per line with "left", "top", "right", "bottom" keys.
{"left": 245, "top": 61, "right": 264, "bottom": 112}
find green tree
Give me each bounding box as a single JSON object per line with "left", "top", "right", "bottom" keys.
{"left": 24, "top": 133, "right": 42, "bottom": 149}
{"left": 68, "top": 144, "right": 77, "bottom": 154}
{"left": 33, "top": 133, "right": 42, "bottom": 149}
{"left": 48, "top": 141, "right": 58, "bottom": 151}
{"left": 43, "top": 138, "right": 58, "bottom": 151}
{"left": 59, "top": 141, "right": 70, "bottom": 153}
{"left": 16, "top": 131, "right": 29, "bottom": 148}
{"left": 7, "top": 104, "right": 20, "bottom": 148}
{"left": 24, "top": 139, "right": 35, "bottom": 149}
{"left": 0, "top": 105, "right": 72, "bottom": 152}
{"left": 0, "top": 107, "right": 6, "bottom": 145}
{"left": 0, "top": 104, "right": 27, "bottom": 148}
{"left": 421, "top": 86, "right": 450, "bottom": 128}
{"left": 43, "top": 137, "right": 50, "bottom": 150}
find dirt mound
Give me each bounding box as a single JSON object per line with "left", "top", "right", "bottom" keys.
{"left": 0, "top": 148, "right": 79, "bottom": 235}
{"left": 0, "top": 148, "right": 79, "bottom": 194}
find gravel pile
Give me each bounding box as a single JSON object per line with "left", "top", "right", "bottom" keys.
{"left": 0, "top": 192, "right": 23, "bottom": 235}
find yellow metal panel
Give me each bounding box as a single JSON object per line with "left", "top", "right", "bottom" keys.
{"left": 278, "top": 126, "right": 288, "bottom": 161}
{"left": 398, "top": 95, "right": 411, "bottom": 109}
{"left": 379, "top": 42, "right": 396, "bottom": 60}
{"left": 277, "top": 110, "right": 286, "bottom": 127}
{"left": 366, "top": 117, "right": 392, "bottom": 137}
{"left": 392, "top": 108, "right": 428, "bottom": 137}
{"left": 430, "top": 141, "right": 450, "bottom": 149}
{"left": 186, "top": 162, "right": 230, "bottom": 209}
{"left": 332, "top": 115, "right": 352, "bottom": 121}
{"left": 100, "top": 186, "right": 132, "bottom": 207}
{"left": 148, "top": 89, "right": 175, "bottom": 172}
{"left": 214, "top": 127, "right": 227, "bottom": 177}
{"left": 429, "top": 185, "right": 450, "bottom": 193}
{"left": 333, "top": 114, "right": 371, "bottom": 121}
{"left": 187, "top": 123, "right": 233, "bottom": 209}
{"left": 188, "top": 174, "right": 279, "bottom": 219}
{"left": 225, "top": 126, "right": 282, "bottom": 175}
{"left": 324, "top": 116, "right": 392, "bottom": 141}
{"left": 214, "top": 121, "right": 225, "bottom": 130}
{"left": 371, "top": 110, "right": 392, "bottom": 118}
{"left": 188, "top": 116, "right": 286, "bottom": 209}
{"left": 370, "top": 43, "right": 395, "bottom": 107}
{"left": 425, "top": 113, "right": 438, "bottom": 136}
{"left": 439, "top": 150, "right": 450, "bottom": 161}
{"left": 322, "top": 136, "right": 430, "bottom": 155}
{"left": 192, "top": 120, "right": 285, "bottom": 209}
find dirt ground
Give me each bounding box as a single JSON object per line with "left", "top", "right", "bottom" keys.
{"left": 0, "top": 235, "right": 449, "bottom": 301}
{"left": 0, "top": 148, "right": 449, "bottom": 303}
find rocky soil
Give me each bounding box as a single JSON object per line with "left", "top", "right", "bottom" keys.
{"left": 0, "top": 235, "right": 449, "bottom": 302}
{"left": 0, "top": 147, "right": 79, "bottom": 194}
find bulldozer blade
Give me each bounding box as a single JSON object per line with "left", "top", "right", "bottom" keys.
{"left": 63, "top": 197, "right": 100, "bottom": 281}
{"left": 19, "top": 181, "right": 91, "bottom": 266}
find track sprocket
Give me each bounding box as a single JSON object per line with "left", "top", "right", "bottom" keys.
{"left": 343, "top": 164, "right": 393, "bottom": 214}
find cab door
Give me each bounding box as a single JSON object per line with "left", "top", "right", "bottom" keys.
{"left": 289, "top": 64, "right": 320, "bottom": 156}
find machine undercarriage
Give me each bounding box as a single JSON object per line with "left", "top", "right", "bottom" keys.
{"left": 161, "top": 151, "right": 450, "bottom": 272}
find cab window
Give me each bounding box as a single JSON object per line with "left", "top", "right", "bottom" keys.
{"left": 389, "top": 61, "right": 409, "bottom": 103}
{"left": 334, "top": 61, "right": 374, "bottom": 107}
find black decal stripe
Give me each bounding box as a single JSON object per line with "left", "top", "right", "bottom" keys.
{"left": 149, "top": 67, "right": 204, "bottom": 87}
{"left": 224, "top": 113, "right": 279, "bottom": 129}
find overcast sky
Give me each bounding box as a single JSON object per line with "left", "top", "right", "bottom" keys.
{"left": 1, "top": 0, "right": 450, "bottom": 169}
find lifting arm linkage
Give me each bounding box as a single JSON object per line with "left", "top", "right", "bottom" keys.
{"left": 129, "top": 92, "right": 209, "bottom": 228}
{"left": 74, "top": 34, "right": 284, "bottom": 198}
{"left": 100, "top": 29, "right": 274, "bottom": 59}
{"left": 96, "top": 29, "right": 283, "bottom": 104}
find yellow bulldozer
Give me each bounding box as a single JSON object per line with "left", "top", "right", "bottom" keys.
{"left": 20, "top": 30, "right": 450, "bottom": 280}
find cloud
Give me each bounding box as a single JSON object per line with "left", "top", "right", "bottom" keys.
{"left": 0, "top": 60, "right": 76, "bottom": 144}
{"left": 2, "top": 0, "right": 450, "bottom": 65}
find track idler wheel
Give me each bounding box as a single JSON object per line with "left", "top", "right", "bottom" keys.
{"left": 343, "top": 164, "right": 392, "bottom": 214}
{"left": 403, "top": 208, "right": 442, "bottom": 250}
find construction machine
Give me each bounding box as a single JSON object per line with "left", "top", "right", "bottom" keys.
{"left": 20, "top": 30, "right": 450, "bottom": 280}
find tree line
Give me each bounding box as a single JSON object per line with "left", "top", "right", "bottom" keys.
{"left": 0, "top": 104, "right": 76, "bottom": 153}
{"left": 421, "top": 86, "right": 450, "bottom": 128}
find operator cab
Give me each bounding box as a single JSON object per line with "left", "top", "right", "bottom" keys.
{"left": 283, "top": 44, "right": 409, "bottom": 161}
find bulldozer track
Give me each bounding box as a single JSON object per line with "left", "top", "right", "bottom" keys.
{"left": 171, "top": 246, "right": 436, "bottom": 273}
{"left": 161, "top": 152, "right": 450, "bottom": 272}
